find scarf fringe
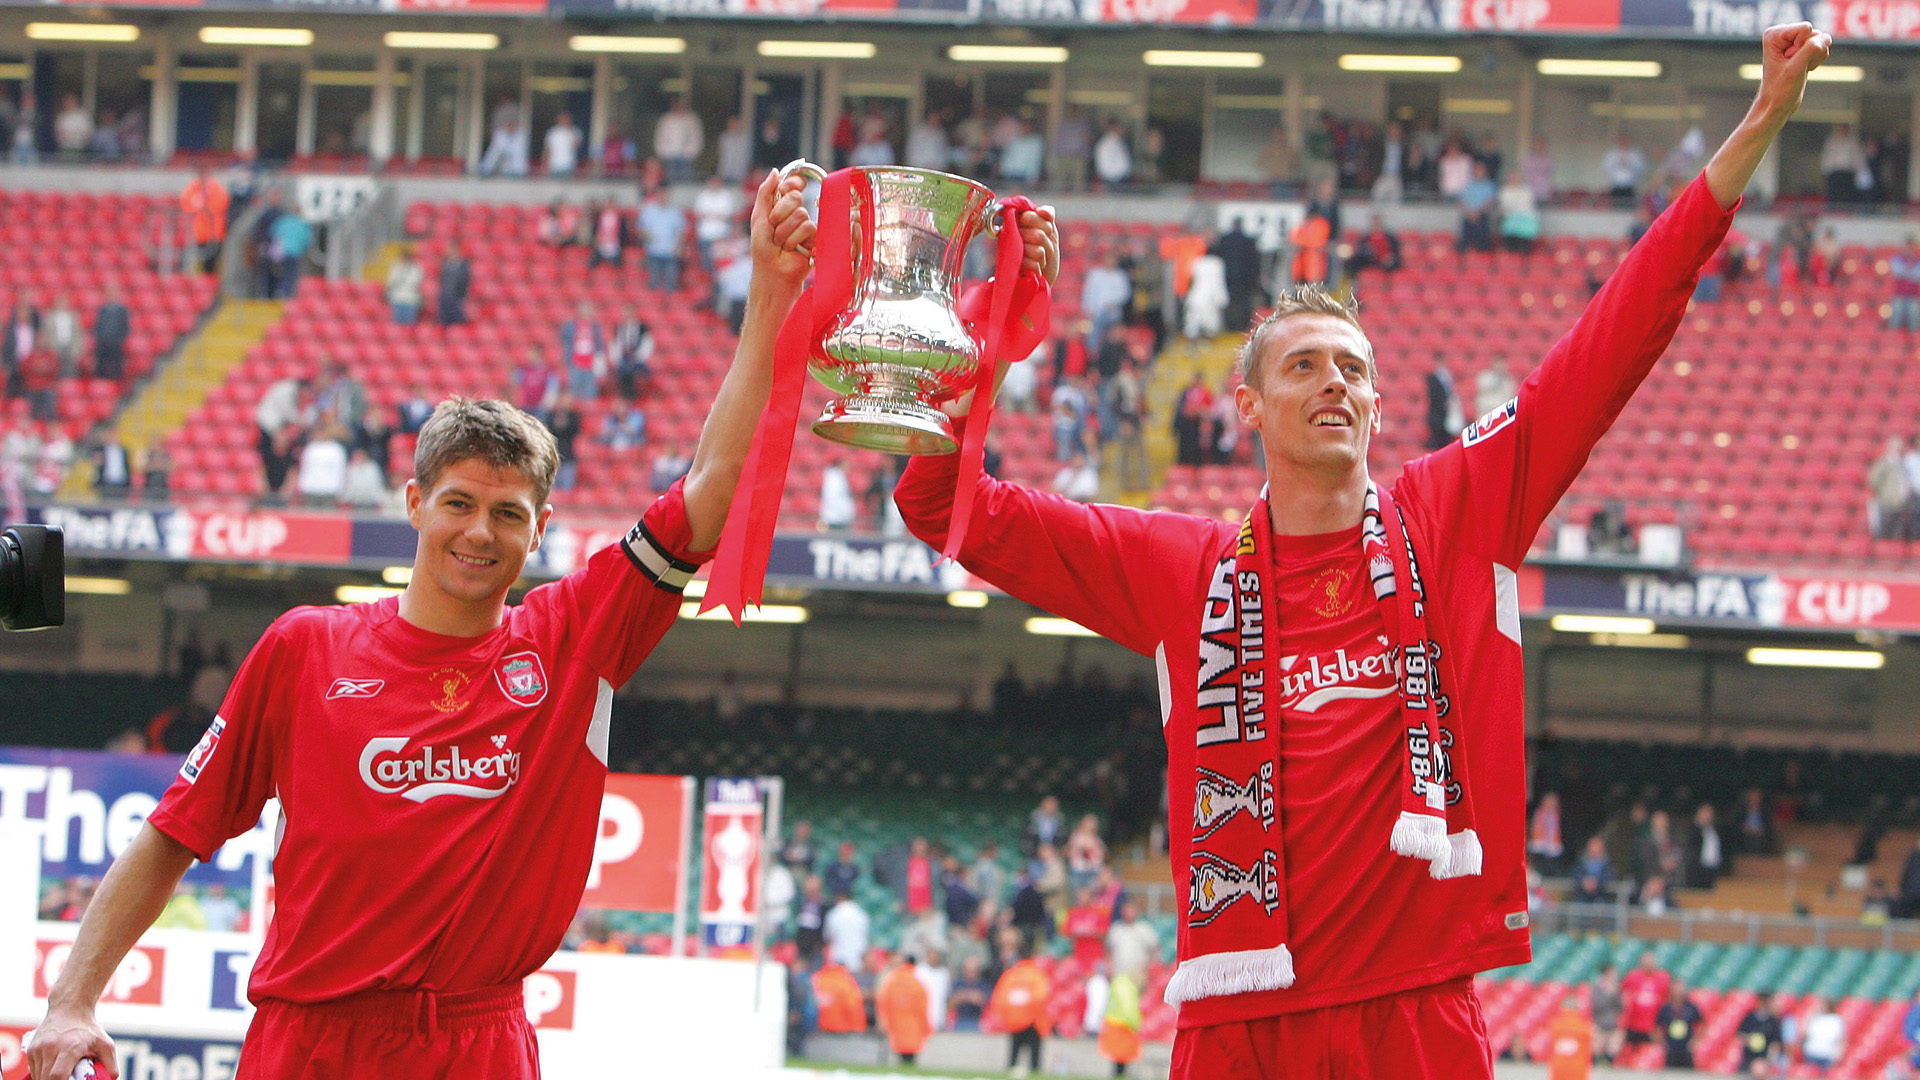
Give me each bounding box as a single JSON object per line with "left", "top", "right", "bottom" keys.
{"left": 1162, "top": 944, "right": 1296, "bottom": 1005}
{"left": 1390, "top": 811, "right": 1450, "bottom": 862}
{"left": 1430, "top": 830, "right": 1484, "bottom": 880}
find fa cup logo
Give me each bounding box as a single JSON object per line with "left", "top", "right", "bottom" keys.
{"left": 1193, "top": 764, "right": 1275, "bottom": 841}
{"left": 1187, "top": 849, "right": 1280, "bottom": 927}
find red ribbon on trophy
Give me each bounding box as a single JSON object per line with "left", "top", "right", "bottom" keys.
{"left": 701, "top": 171, "right": 1050, "bottom": 623}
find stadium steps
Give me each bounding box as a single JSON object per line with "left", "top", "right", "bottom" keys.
{"left": 1121, "top": 333, "right": 1239, "bottom": 508}
{"left": 114, "top": 299, "right": 286, "bottom": 458}
{"left": 359, "top": 241, "right": 405, "bottom": 286}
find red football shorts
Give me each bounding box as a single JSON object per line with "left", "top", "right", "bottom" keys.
{"left": 237, "top": 983, "right": 539, "bottom": 1079}
{"left": 1170, "top": 976, "right": 1493, "bottom": 1080}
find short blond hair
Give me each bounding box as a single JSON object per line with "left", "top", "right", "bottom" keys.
{"left": 413, "top": 397, "right": 560, "bottom": 506}
{"left": 1234, "top": 285, "right": 1376, "bottom": 389}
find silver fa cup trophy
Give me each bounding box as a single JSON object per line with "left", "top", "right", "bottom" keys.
{"left": 780, "top": 160, "right": 1009, "bottom": 456}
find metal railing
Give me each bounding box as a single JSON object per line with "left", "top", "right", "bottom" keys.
{"left": 321, "top": 181, "right": 400, "bottom": 282}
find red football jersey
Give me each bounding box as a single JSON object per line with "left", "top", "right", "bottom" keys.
{"left": 147, "top": 483, "right": 706, "bottom": 1003}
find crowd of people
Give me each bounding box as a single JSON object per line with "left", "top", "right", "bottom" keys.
{"left": 567, "top": 796, "right": 1161, "bottom": 1077}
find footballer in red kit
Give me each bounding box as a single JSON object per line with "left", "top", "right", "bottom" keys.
{"left": 27, "top": 171, "right": 820, "bottom": 1080}
{"left": 895, "top": 25, "right": 1830, "bottom": 1079}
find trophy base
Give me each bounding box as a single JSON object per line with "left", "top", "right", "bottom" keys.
{"left": 812, "top": 394, "right": 958, "bottom": 455}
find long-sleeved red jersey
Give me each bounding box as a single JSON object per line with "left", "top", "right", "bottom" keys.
{"left": 897, "top": 175, "right": 1734, "bottom": 1029}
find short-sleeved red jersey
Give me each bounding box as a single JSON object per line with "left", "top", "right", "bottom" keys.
{"left": 147, "top": 482, "right": 707, "bottom": 1004}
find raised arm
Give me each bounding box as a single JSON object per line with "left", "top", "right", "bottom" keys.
{"left": 682, "top": 171, "right": 816, "bottom": 551}
{"left": 30, "top": 824, "right": 196, "bottom": 1080}
{"left": 1404, "top": 23, "right": 1828, "bottom": 565}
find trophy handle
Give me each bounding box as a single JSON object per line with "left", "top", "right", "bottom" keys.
{"left": 778, "top": 159, "right": 828, "bottom": 185}
{"left": 982, "top": 199, "right": 1007, "bottom": 238}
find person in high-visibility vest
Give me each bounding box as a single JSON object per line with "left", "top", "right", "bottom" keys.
{"left": 877, "top": 955, "right": 931, "bottom": 1065}
{"left": 988, "top": 945, "right": 1052, "bottom": 1079}
{"left": 1097, "top": 972, "right": 1144, "bottom": 1079}
{"left": 812, "top": 960, "right": 868, "bottom": 1033}
{"left": 1547, "top": 995, "right": 1594, "bottom": 1080}
{"left": 179, "top": 167, "right": 230, "bottom": 275}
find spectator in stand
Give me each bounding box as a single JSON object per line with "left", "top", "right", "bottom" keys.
{"left": 823, "top": 888, "right": 870, "bottom": 970}
{"left": 587, "top": 199, "right": 627, "bottom": 270}
{"left": 1343, "top": 216, "right": 1401, "bottom": 283}
{"left": 950, "top": 954, "right": 991, "bottom": 1032}
{"left": 512, "top": 345, "right": 559, "bottom": 420}
{"left": 1457, "top": 161, "right": 1497, "bottom": 254}
{"left": 1079, "top": 254, "right": 1131, "bottom": 353}
{"left": 339, "top": 448, "right": 388, "bottom": 509}
{"left": 1638, "top": 874, "right": 1676, "bottom": 915}
{"left": 1437, "top": 140, "right": 1474, "bottom": 201}
{"left": 180, "top": 167, "right": 229, "bottom": 274}
{"left": 559, "top": 302, "right": 604, "bottom": 401}
{"left": 91, "top": 287, "right": 130, "bottom": 383}
{"left": 543, "top": 111, "right": 582, "bottom": 177}
{"left": 1620, "top": 950, "right": 1671, "bottom": 1052}
{"left": 600, "top": 400, "right": 647, "bottom": 453}
{"left": 1528, "top": 792, "right": 1565, "bottom": 871}
{"left": 1639, "top": 810, "right": 1685, "bottom": 884}
{"left": 1000, "top": 118, "right": 1045, "bottom": 184}
{"left": 715, "top": 115, "right": 751, "bottom": 185}
{"left": 850, "top": 108, "right": 895, "bottom": 167}
{"left": 1738, "top": 994, "right": 1784, "bottom": 1073}
{"left": 1602, "top": 136, "right": 1647, "bottom": 207}
{"left": 1050, "top": 375, "right": 1089, "bottom": 461}
{"left": 40, "top": 293, "right": 79, "bottom": 378}
{"left": 1474, "top": 363, "right": 1515, "bottom": 421}
{"left": 1524, "top": 136, "right": 1556, "bottom": 204}
{"left": 1590, "top": 964, "right": 1625, "bottom": 1064}
{"left": 547, "top": 393, "right": 581, "bottom": 492}
{"left": 1810, "top": 226, "right": 1843, "bottom": 285}
{"left": 436, "top": 239, "right": 471, "bottom": 326}
{"left": 1009, "top": 870, "right": 1050, "bottom": 947}
{"left": 1066, "top": 814, "right": 1106, "bottom": 894}
{"left": 295, "top": 419, "right": 348, "bottom": 508}
{"left": 903, "top": 837, "right": 935, "bottom": 916}
{"left": 1886, "top": 236, "right": 1920, "bottom": 332}
{"left": 791, "top": 874, "right": 828, "bottom": 959}
{"left": 818, "top": 455, "right": 855, "bottom": 531}
{"left": 905, "top": 110, "right": 949, "bottom": 171}
{"left": 878, "top": 954, "right": 931, "bottom": 1065}
{"left": 1049, "top": 107, "right": 1091, "bottom": 192}
{"left": 89, "top": 429, "right": 132, "bottom": 500}
{"left": 637, "top": 189, "right": 687, "bottom": 294}
{"left": 1577, "top": 835, "right": 1613, "bottom": 884}
{"left": 654, "top": 97, "right": 703, "bottom": 185}
{"left": 1028, "top": 795, "right": 1065, "bottom": 851}
{"left": 990, "top": 942, "right": 1051, "bottom": 1079}
{"left": 384, "top": 246, "right": 424, "bottom": 326}
{"left": 253, "top": 372, "right": 307, "bottom": 500}
{"left": 609, "top": 304, "right": 654, "bottom": 401}
{"left": 1183, "top": 248, "right": 1227, "bottom": 339}
{"left": 267, "top": 204, "right": 312, "bottom": 299}
{"left": 1, "top": 294, "right": 34, "bottom": 397}
{"left": 1656, "top": 979, "right": 1701, "bottom": 1069}
{"left": 1499, "top": 172, "right": 1541, "bottom": 255}
{"left": 1093, "top": 121, "right": 1131, "bottom": 191}
{"left": 138, "top": 445, "right": 170, "bottom": 501}
{"left": 1686, "top": 803, "right": 1725, "bottom": 888}
{"left": 1802, "top": 997, "right": 1845, "bottom": 1074}
{"left": 822, "top": 840, "right": 861, "bottom": 900}
{"left": 692, "top": 175, "right": 741, "bottom": 272}
{"left": 1424, "top": 358, "right": 1462, "bottom": 451}
{"left": 18, "top": 345, "right": 56, "bottom": 422}
{"left": 1110, "top": 359, "right": 1147, "bottom": 493}
{"left": 1105, "top": 899, "right": 1158, "bottom": 984}
{"left": 537, "top": 200, "right": 580, "bottom": 248}
{"left": 1738, "top": 788, "right": 1777, "bottom": 856}
{"left": 1893, "top": 442, "right": 1920, "bottom": 538}
{"left": 1259, "top": 125, "right": 1299, "bottom": 198}
{"left": 315, "top": 360, "right": 366, "bottom": 433}
{"left": 1821, "top": 123, "right": 1866, "bottom": 204}
{"left": 397, "top": 384, "right": 435, "bottom": 436}
{"left": 968, "top": 842, "right": 1006, "bottom": 907}
{"left": 1053, "top": 449, "right": 1098, "bottom": 502}
{"left": 53, "top": 94, "right": 91, "bottom": 156}
{"left": 478, "top": 109, "right": 529, "bottom": 177}
{"left": 1895, "top": 836, "right": 1920, "bottom": 919}
{"left": 1064, "top": 885, "right": 1111, "bottom": 968}
{"left": 1369, "top": 121, "right": 1406, "bottom": 205}
{"left": 648, "top": 442, "right": 691, "bottom": 492}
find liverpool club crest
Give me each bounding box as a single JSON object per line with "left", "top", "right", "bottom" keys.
{"left": 493, "top": 651, "right": 549, "bottom": 707}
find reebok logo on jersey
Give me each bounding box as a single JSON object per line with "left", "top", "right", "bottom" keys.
{"left": 358, "top": 736, "right": 523, "bottom": 802}
{"left": 326, "top": 678, "right": 386, "bottom": 700}
{"left": 1278, "top": 637, "right": 1398, "bottom": 713}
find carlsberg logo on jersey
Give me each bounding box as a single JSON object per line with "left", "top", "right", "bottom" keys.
{"left": 1276, "top": 636, "right": 1400, "bottom": 713}
{"left": 358, "top": 736, "right": 522, "bottom": 802}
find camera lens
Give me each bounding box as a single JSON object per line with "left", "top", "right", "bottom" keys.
{"left": 0, "top": 524, "right": 64, "bottom": 632}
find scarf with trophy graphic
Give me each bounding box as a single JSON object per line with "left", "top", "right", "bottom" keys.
{"left": 703, "top": 168, "right": 1049, "bottom": 622}
{"left": 1165, "top": 482, "right": 1479, "bottom": 1006}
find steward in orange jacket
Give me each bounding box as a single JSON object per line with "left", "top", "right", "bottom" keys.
{"left": 877, "top": 960, "right": 932, "bottom": 1063}
{"left": 812, "top": 961, "right": 868, "bottom": 1033}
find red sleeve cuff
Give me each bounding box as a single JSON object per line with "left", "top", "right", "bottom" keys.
{"left": 145, "top": 807, "right": 218, "bottom": 864}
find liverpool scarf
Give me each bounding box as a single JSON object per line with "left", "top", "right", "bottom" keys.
{"left": 1165, "top": 482, "right": 1481, "bottom": 1006}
